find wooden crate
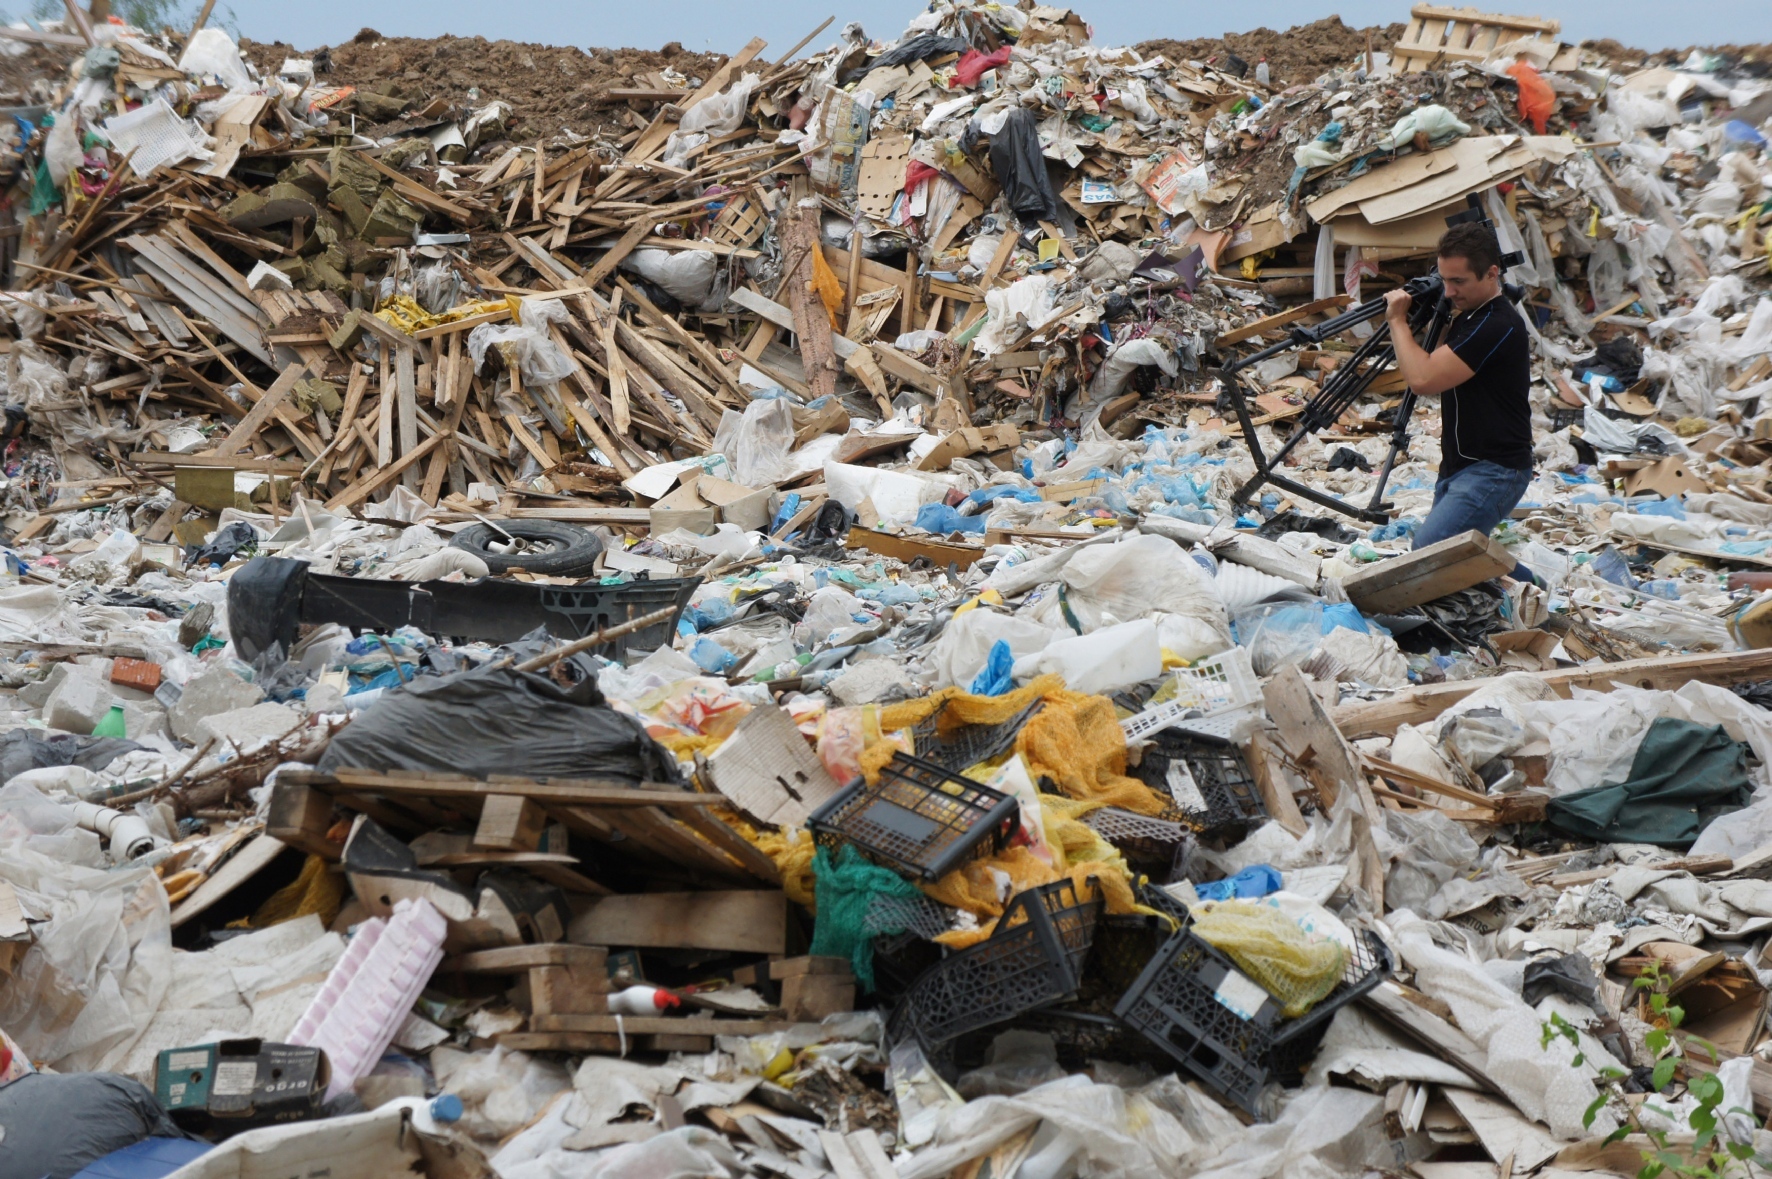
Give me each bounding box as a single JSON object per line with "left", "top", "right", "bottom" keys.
{"left": 1392, "top": 5, "right": 1570, "bottom": 73}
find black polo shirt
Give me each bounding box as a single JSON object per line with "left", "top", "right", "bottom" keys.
{"left": 1438, "top": 295, "right": 1534, "bottom": 477}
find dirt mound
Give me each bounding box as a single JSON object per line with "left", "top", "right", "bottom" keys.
{"left": 1138, "top": 16, "right": 1406, "bottom": 89}
{"left": 237, "top": 34, "right": 729, "bottom": 141}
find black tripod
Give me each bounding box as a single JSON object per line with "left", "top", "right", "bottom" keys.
{"left": 1219, "top": 198, "right": 1523, "bottom": 524}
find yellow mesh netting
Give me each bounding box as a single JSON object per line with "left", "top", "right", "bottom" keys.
{"left": 1190, "top": 900, "right": 1345, "bottom": 1018}
{"left": 862, "top": 675, "right": 1166, "bottom": 815}
{"left": 719, "top": 807, "right": 818, "bottom": 910}
{"left": 229, "top": 854, "right": 344, "bottom": 931}
{"left": 922, "top": 793, "right": 1160, "bottom": 949}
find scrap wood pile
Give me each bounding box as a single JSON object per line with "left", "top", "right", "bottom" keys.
{"left": 3, "top": 2, "right": 1772, "bottom": 1179}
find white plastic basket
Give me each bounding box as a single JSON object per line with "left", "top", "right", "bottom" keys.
{"left": 1121, "top": 646, "right": 1261, "bottom": 742}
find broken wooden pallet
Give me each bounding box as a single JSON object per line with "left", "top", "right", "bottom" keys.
{"left": 440, "top": 943, "right": 611, "bottom": 1015}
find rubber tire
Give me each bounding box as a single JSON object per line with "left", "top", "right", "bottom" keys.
{"left": 451, "top": 520, "right": 605, "bottom": 577}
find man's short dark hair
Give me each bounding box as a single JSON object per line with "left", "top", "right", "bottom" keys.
{"left": 1438, "top": 223, "right": 1502, "bottom": 275}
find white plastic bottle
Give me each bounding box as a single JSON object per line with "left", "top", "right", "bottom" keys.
{"left": 388, "top": 1093, "right": 464, "bottom": 1136}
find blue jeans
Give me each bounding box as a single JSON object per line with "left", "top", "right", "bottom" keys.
{"left": 1413, "top": 460, "right": 1536, "bottom": 583}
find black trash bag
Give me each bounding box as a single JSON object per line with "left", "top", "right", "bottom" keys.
{"left": 0, "top": 728, "right": 141, "bottom": 786}
{"left": 1574, "top": 336, "right": 1644, "bottom": 385}
{"left": 982, "top": 108, "right": 1060, "bottom": 225}
{"left": 0, "top": 1072, "right": 189, "bottom": 1179}
{"left": 1734, "top": 679, "right": 1772, "bottom": 711}
{"left": 1545, "top": 717, "right": 1752, "bottom": 849}
{"left": 1521, "top": 952, "right": 1604, "bottom": 1014}
{"left": 319, "top": 662, "right": 682, "bottom": 784}
{"left": 1327, "top": 446, "right": 1373, "bottom": 472}
{"left": 844, "top": 33, "right": 969, "bottom": 80}
{"left": 94, "top": 589, "right": 189, "bottom": 615}
{"left": 1255, "top": 511, "right": 1361, "bottom": 544}
{"left": 227, "top": 556, "right": 308, "bottom": 662}
{"left": 186, "top": 521, "right": 260, "bottom": 567}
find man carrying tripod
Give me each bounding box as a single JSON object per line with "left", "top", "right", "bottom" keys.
{"left": 1383, "top": 222, "right": 1539, "bottom": 584}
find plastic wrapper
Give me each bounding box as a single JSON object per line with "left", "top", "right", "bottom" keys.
{"left": 1390, "top": 911, "right": 1616, "bottom": 1139}
{"left": 467, "top": 301, "right": 577, "bottom": 390}
{"left": 619, "top": 247, "right": 718, "bottom": 306}
{"left": 1057, "top": 533, "right": 1231, "bottom": 655}
{"left": 712, "top": 396, "right": 795, "bottom": 487}
{"left": 924, "top": 608, "right": 1062, "bottom": 689}
{"left": 177, "top": 27, "right": 255, "bottom": 91}
{"left": 1087, "top": 337, "right": 1180, "bottom": 402}
{"left": 431, "top": 1045, "right": 570, "bottom": 1143}
{"left": 1190, "top": 899, "right": 1345, "bottom": 1018}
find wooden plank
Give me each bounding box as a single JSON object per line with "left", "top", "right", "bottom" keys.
{"left": 1264, "top": 666, "right": 1385, "bottom": 907}
{"left": 1440, "top": 1087, "right": 1562, "bottom": 1171}
{"left": 1339, "top": 529, "right": 1514, "bottom": 614}
{"left": 529, "top": 1013, "right": 796, "bottom": 1036}
{"left": 1361, "top": 981, "right": 1503, "bottom": 1093}
{"left": 170, "top": 833, "right": 288, "bottom": 928}
{"left": 266, "top": 779, "right": 343, "bottom": 861}
{"left": 444, "top": 943, "right": 608, "bottom": 973}
{"left": 1216, "top": 295, "right": 1352, "bottom": 346}
{"left": 729, "top": 286, "right": 860, "bottom": 359}
{"left": 1331, "top": 647, "right": 1772, "bottom": 739}
{"left": 323, "top": 432, "right": 445, "bottom": 511}
{"left": 782, "top": 199, "right": 840, "bottom": 402}
{"left": 578, "top": 220, "right": 651, "bottom": 291}
{"left": 474, "top": 794, "right": 546, "bottom": 851}
{"left": 209, "top": 362, "right": 305, "bottom": 455}
{"left": 568, "top": 890, "right": 788, "bottom": 954}
{"left": 498, "top": 1031, "right": 622, "bottom": 1053}
{"left": 289, "top": 768, "right": 716, "bottom": 809}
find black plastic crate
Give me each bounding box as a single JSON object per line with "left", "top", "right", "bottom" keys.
{"left": 1082, "top": 807, "right": 1196, "bottom": 879}
{"left": 1075, "top": 885, "right": 1190, "bottom": 1007}
{"left": 808, "top": 753, "right": 1021, "bottom": 882}
{"left": 890, "top": 878, "right": 1105, "bottom": 1048}
{"left": 911, "top": 698, "right": 1045, "bottom": 772}
{"left": 1132, "top": 730, "right": 1266, "bottom": 841}
{"left": 1113, "top": 921, "right": 1393, "bottom": 1116}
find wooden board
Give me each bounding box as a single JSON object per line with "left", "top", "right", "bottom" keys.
{"left": 287, "top": 769, "right": 717, "bottom": 809}
{"left": 528, "top": 1013, "right": 798, "bottom": 1036}
{"left": 1339, "top": 529, "right": 1514, "bottom": 614}
{"left": 444, "top": 943, "right": 608, "bottom": 973}
{"left": 1440, "top": 1087, "right": 1562, "bottom": 1171}
{"left": 1263, "top": 666, "right": 1385, "bottom": 907}
{"left": 568, "top": 890, "right": 788, "bottom": 954}
{"left": 844, "top": 526, "right": 983, "bottom": 570}
{"left": 1331, "top": 647, "right": 1772, "bottom": 739}
{"left": 170, "top": 832, "right": 289, "bottom": 928}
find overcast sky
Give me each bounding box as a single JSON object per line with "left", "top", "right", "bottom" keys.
{"left": 226, "top": 0, "right": 1767, "bottom": 57}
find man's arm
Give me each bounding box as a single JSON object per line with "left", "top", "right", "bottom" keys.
{"left": 1383, "top": 289, "right": 1474, "bottom": 397}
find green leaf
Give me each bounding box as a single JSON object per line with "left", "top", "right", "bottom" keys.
{"left": 1690, "top": 1107, "right": 1717, "bottom": 1136}
{"left": 1728, "top": 1141, "right": 1757, "bottom": 1160}
{"left": 1646, "top": 1029, "right": 1670, "bottom": 1055}
{"left": 1638, "top": 1157, "right": 1665, "bottom": 1179}
{"left": 1605, "top": 1126, "right": 1631, "bottom": 1146}
{"left": 1690, "top": 1074, "right": 1723, "bottom": 1106}
{"left": 1585, "top": 1092, "right": 1610, "bottom": 1129}
{"left": 1652, "top": 1057, "right": 1677, "bottom": 1092}
{"left": 1574, "top": 1052, "right": 1587, "bottom": 1067}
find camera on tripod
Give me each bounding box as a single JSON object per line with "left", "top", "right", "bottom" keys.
{"left": 1216, "top": 193, "right": 1524, "bottom": 524}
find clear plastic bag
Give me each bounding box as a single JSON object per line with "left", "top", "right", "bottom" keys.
{"left": 713, "top": 397, "right": 795, "bottom": 487}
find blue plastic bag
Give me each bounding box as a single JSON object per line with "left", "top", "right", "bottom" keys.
{"left": 1195, "top": 864, "right": 1284, "bottom": 902}
{"left": 969, "top": 639, "right": 1016, "bottom": 696}
{"left": 915, "top": 502, "right": 986, "bottom": 534}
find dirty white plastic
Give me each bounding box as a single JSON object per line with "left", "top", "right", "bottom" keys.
{"left": 386, "top": 1093, "right": 463, "bottom": 1136}
{"left": 69, "top": 800, "right": 157, "bottom": 861}
{"left": 290, "top": 898, "right": 447, "bottom": 1099}
{"left": 607, "top": 985, "right": 680, "bottom": 1015}
{"left": 1012, "top": 618, "right": 1162, "bottom": 697}
{"left": 1121, "top": 647, "right": 1261, "bottom": 742}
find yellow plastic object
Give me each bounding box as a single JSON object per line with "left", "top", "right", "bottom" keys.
{"left": 231, "top": 853, "right": 345, "bottom": 930}
{"left": 808, "top": 244, "right": 847, "bottom": 329}
{"left": 921, "top": 794, "right": 1164, "bottom": 949}
{"left": 372, "top": 294, "right": 507, "bottom": 335}
{"left": 1189, "top": 900, "right": 1345, "bottom": 1019}
{"left": 862, "top": 675, "right": 1167, "bottom": 815}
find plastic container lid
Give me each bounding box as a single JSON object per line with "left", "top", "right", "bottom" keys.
{"left": 430, "top": 1093, "right": 463, "bottom": 1123}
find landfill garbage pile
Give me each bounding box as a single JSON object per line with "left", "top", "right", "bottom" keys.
{"left": 1, "top": 0, "right": 1772, "bottom": 1176}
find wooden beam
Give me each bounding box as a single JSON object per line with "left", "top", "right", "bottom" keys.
{"left": 1332, "top": 647, "right": 1772, "bottom": 739}
{"left": 568, "top": 890, "right": 787, "bottom": 954}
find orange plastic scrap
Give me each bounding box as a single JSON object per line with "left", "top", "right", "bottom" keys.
{"left": 1506, "top": 61, "right": 1555, "bottom": 135}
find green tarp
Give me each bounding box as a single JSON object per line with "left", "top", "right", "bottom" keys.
{"left": 1545, "top": 717, "right": 1751, "bottom": 848}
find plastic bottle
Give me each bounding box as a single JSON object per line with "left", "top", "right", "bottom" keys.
{"left": 1255, "top": 56, "right": 1270, "bottom": 86}
{"left": 607, "top": 985, "right": 682, "bottom": 1015}
{"left": 388, "top": 1093, "right": 464, "bottom": 1136}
